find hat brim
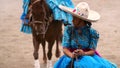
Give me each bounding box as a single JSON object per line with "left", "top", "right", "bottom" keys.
{"left": 59, "top": 5, "right": 100, "bottom": 22}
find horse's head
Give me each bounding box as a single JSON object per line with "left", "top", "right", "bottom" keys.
{"left": 29, "top": 0, "right": 50, "bottom": 39}
{"left": 31, "top": 21, "right": 46, "bottom": 34}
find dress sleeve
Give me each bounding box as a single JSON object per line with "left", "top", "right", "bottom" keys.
{"left": 89, "top": 28, "right": 99, "bottom": 49}
{"left": 62, "top": 26, "right": 72, "bottom": 48}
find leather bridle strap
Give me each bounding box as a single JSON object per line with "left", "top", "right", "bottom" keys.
{"left": 29, "top": 0, "right": 40, "bottom": 10}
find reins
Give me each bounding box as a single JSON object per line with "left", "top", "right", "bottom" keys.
{"left": 71, "top": 27, "right": 81, "bottom": 68}
{"left": 69, "top": 26, "right": 91, "bottom": 68}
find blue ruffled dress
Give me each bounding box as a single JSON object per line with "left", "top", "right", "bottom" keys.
{"left": 20, "top": 0, "right": 32, "bottom": 34}
{"left": 54, "top": 25, "right": 117, "bottom": 68}
{"left": 46, "top": 0, "right": 74, "bottom": 24}
{"left": 20, "top": 0, "right": 74, "bottom": 34}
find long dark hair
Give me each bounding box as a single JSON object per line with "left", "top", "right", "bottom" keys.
{"left": 84, "top": 21, "right": 92, "bottom": 28}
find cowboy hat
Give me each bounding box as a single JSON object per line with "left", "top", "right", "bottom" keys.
{"left": 59, "top": 2, "right": 100, "bottom": 22}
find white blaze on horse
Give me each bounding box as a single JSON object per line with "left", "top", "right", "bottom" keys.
{"left": 28, "top": 0, "right": 62, "bottom": 68}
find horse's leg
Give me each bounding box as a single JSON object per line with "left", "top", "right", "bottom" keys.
{"left": 55, "top": 21, "right": 62, "bottom": 58}
{"left": 47, "top": 41, "right": 55, "bottom": 68}
{"left": 33, "top": 38, "right": 40, "bottom": 68}
{"left": 55, "top": 29, "right": 62, "bottom": 58}
{"left": 55, "top": 38, "right": 61, "bottom": 58}
{"left": 47, "top": 41, "right": 55, "bottom": 60}
{"left": 41, "top": 40, "right": 47, "bottom": 63}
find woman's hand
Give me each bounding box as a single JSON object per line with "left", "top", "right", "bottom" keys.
{"left": 74, "top": 49, "right": 95, "bottom": 56}
{"left": 73, "top": 49, "right": 85, "bottom": 56}
{"left": 71, "top": 52, "right": 78, "bottom": 58}
{"left": 63, "top": 48, "right": 77, "bottom": 58}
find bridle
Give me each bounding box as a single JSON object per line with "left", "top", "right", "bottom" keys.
{"left": 31, "top": 17, "right": 49, "bottom": 35}
{"left": 29, "top": 0, "right": 41, "bottom": 9}
{"left": 29, "top": 0, "right": 49, "bottom": 35}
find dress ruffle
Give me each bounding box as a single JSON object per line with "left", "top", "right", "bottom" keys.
{"left": 54, "top": 54, "right": 117, "bottom": 68}
{"left": 46, "top": 0, "right": 74, "bottom": 24}
{"left": 20, "top": 0, "right": 32, "bottom": 34}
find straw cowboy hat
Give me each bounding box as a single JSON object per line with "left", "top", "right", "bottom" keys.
{"left": 59, "top": 2, "right": 100, "bottom": 22}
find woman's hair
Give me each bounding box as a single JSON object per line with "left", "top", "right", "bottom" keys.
{"left": 73, "top": 16, "right": 92, "bottom": 28}
{"left": 84, "top": 21, "right": 92, "bottom": 28}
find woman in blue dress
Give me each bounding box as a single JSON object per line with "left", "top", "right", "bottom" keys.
{"left": 54, "top": 2, "right": 118, "bottom": 68}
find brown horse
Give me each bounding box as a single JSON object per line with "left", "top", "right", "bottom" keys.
{"left": 28, "top": 0, "right": 62, "bottom": 68}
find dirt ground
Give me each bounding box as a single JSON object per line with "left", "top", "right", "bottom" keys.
{"left": 0, "top": 0, "right": 120, "bottom": 68}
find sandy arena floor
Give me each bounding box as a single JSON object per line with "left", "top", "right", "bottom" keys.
{"left": 0, "top": 0, "right": 120, "bottom": 68}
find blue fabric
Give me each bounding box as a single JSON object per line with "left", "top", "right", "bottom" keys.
{"left": 20, "top": 0, "right": 74, "bottom": 34}
{"left": 20, "top": 0, "right": 32, "bottom": 34}
{"left": 54, "top": 25, "right": 118, "bottom": 68}
{"left": 62, "top": 25, "right": 99, "bottom": 49}
{"left": 20, "top": 21, "right": 32, "bottom": 34}
{"left": 54, "top": 55, "right": 72, "bottom": 68}
{"left": 54, "top": 54, "right": 117, "bottom": 68}
{"left": 46, "top": 0, "right": 74, "bottom": 24}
